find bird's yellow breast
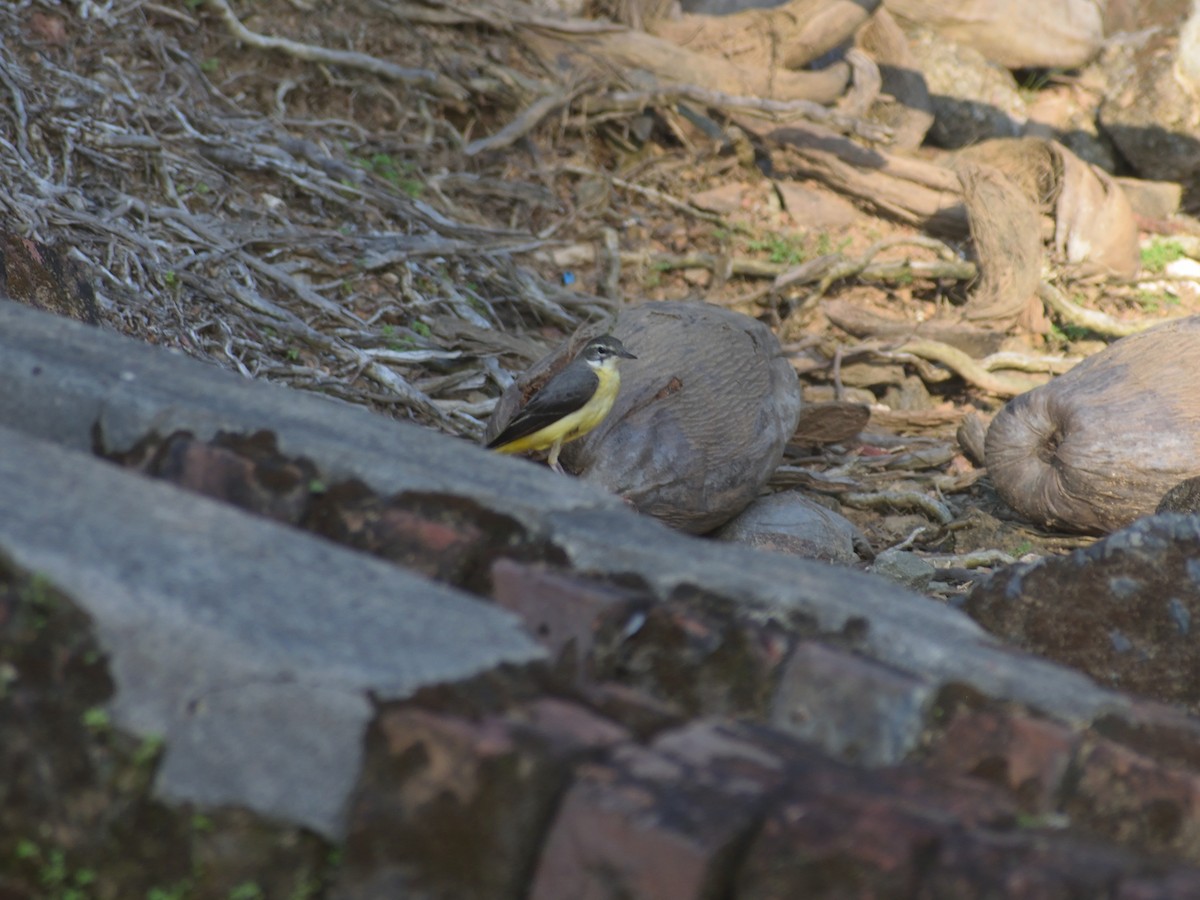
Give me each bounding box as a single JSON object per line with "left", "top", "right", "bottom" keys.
{"left": 494, "top": 365, "right": 621, "bottom": 455}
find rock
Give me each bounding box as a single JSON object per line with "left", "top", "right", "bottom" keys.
{"left": 907, "top": 26, "right": 1026, "bottom": 148}
{"left": 885, "top": 0, "right": 1105, "bottom": 70}
{"left": 1099, "top": 14, "right": 1200, "bottom": 197}
{"left": 871, "top": 548, "right": 936, "bottom": 591}
{"left": 714, "top": 491, "right": 873, "bottom": 564}
{"left": 1158, "top": 476, "right": 1200, "bottom": 514}
{"left": 773, "top": 181, "right": 861, "bottom": 229}
{"left": 986, "top": 316, "right": 1200, "bottom": 533}
{"left": 856, "top": 6, "right": 935, "bottom": 149}
{"left": 770, "top": 641, "right": 934, "bottom": 764}
{"left": 965, "top": 514, "right": 1200, "bottom": 712}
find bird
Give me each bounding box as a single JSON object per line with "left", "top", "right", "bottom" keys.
{"left": 486, "top": 335, "right": 636, "bottom": 473}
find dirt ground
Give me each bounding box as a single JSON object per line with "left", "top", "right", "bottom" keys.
{"left": 8, "top": 0, "right": 1200, "bottom": 596}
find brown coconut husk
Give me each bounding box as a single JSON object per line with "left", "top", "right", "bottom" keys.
{"left": 953, "top": 161, "right": 1043, "bottom": 327}
{"left": 955, "top": 138, "right": 1140, "bottom": 278}
{"left": 985, "top": 316, "right": 1200, "bottom": 533}
{"left": 568, "top": 301, "right": 802, "bottom": 532}
{"left": 487, "top": 301, "right": 803, "bottom": 533}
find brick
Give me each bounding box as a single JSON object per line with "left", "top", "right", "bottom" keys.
{"left": 737, "top": 750, "right": 1017, "bottom": 898}
{"left": 490, "top": 559, "right": 639, "bottom": 682}
{"left": 926, "top": 708, "right": 1078, "bottom": 813}
{"left": 919, "top": 828, "right": 1145, "bottom": 899}
{"left": 337, "top": 700, "right": 628, "bottom": 900}
{"left": 1065, "top": 737, "right": 1200, "bottom": 862}
{"left": 589, "top": 590, "right": 794, "bottom": 718}
{"left": 577, "top": 681, "right": 686, "bottom": 740}
{"left": 116, "top": 430, "right": 316, "bottom": 524}
{"left": 1117, "top": 867, "right": 1200, "bottom": 899}
{"left": 770, "top": 641, "right": 934, "bottom": 765}
{"left": 310, "top": 489, "right": 500, "bottom": 584}
{"left": 1093, "top": 699, "right": 1200, "bottom": 772}
{"left": 529, "top": 721, "right": 801, "bottom": 900}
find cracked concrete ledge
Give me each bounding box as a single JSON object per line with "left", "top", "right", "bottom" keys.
{"left": 0, "top": 300, "right": 1128, "bottom": 730}
{"left": 0, "top": 420, "right": 544, "bottom": 839}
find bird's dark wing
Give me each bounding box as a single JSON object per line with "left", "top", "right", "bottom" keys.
{"left": 487, "top": 364, "right": 599, "bottom": 448}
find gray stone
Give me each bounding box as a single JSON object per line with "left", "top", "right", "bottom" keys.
{"left": 0, "top": 421, "right": 544, "bottom": 839}
{"left": 771, "top": 642, "right": 933, "bottom": 765}
{"left": 966, "top": 514, "right": 1200, "bottom": 714}
{"left": 871, "top": 548, "right": 937, "bottom": 592}
{"left": 715, "top": 491, "right": 871, "bottom": 564}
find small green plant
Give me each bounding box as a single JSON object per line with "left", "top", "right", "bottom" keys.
{"left": 746, "top": 234, "right": 807, "bottom": 266}
{"left": 81, "top": 706, "right": 111, "bottom": 733}
{"left": 200, "top": 58, "right": 219, "bottom": 74}
{"left": 1140, "top": 238, "right": 1187, "bottom": 274}
{"left": 1133, "top": 288, "right": 1180, "bottom": 312}
{"left": 12, "top": 841, "right": 97, "bottom": 900}
{"left": 1011, "top": 540, "right": 1033, "bottom": 557}
{"left": 288, "top": 877, "right": 321, "bottom": 900}
{"left": 132, "top": 734, "right": 166, "bottom": 769}
{"left": 228, "top": 882, "right": 265, "bottom": 900}
{"left": 411, "top": 320, "right": 432, "bottom": 338}
{"left": 1048, "top": 321, "right": 1093, "bottom": 344}
{"left": 147, "top": 881, "right": 193, "bottom": 900}
{"left": 813, "top": 232, "right": 851, "bottom": 256}
{"left": 23, "top": 572, "right": 56, "bottom": 608}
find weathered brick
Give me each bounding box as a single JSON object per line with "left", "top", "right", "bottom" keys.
{"left": 529, "top": 720, "right": 801, "bottom": 900}
{"left": 1117, "top": 867, "right": 1200, "bottom": 899}
{"left": 490, "top": 559, "right": 640, "bottom": 682}
{"left": 589, "top": 588, "right": 795, "bottom": 718}
{"left": 1093, "top": 699, "right": 1200, "bottom": 772}
{"left": 337, "top": 699, "right": 629, "bottom": 900}
{"left": 577, "top": 680, "right": 685, "bottom": 739}
{"left": 737, "top": 750, "right": 1017, "bottom": 898}
{"left": 1065, "top": 736, "right": 1200, "bottom": 862}
{"left": 310, "top": 489, "right": 506, "bottom": 585}
{"left": 926, "top": 708, "right": 1078, "bottom": 813}
{"left": 919, "top": 828, "right": 1145, "bottom": 899}
{"left": 771, "top": 640, "right": 934, "bottom": 765}
{"left": 116, "top": 430, "right": 316, "bottom": 524}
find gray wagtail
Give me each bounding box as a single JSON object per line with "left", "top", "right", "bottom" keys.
{"left": 487, "top": 335, "right": 636, "bottom": 473}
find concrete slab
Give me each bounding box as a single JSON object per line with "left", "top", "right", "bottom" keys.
{"left": 0, "top": 421, "right": 544, "bottom": 839}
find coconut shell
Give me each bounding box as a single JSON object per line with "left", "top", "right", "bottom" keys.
{"left": 985, "top": 316, "right": 1200, "bottom": 533}
{"left": 486, "top": 301, "right": 802, "bottom": 533}
{"left": 566, "top": 301, "right": 801, "bottom": 532}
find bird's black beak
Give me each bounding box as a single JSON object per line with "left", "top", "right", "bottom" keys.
{"left": 618, "top": 347, "right": 637, "bottom": 360}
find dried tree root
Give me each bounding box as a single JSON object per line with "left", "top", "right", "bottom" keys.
{"left": 204, "top": 0, "right": 467, "bottom": 100}
{"left": 1037, "top": 281, "right": 1181, "bottom": 338}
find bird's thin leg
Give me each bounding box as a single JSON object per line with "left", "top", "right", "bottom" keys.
{"left": 547, "top": 438, "right": 565, "bottom": 474}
